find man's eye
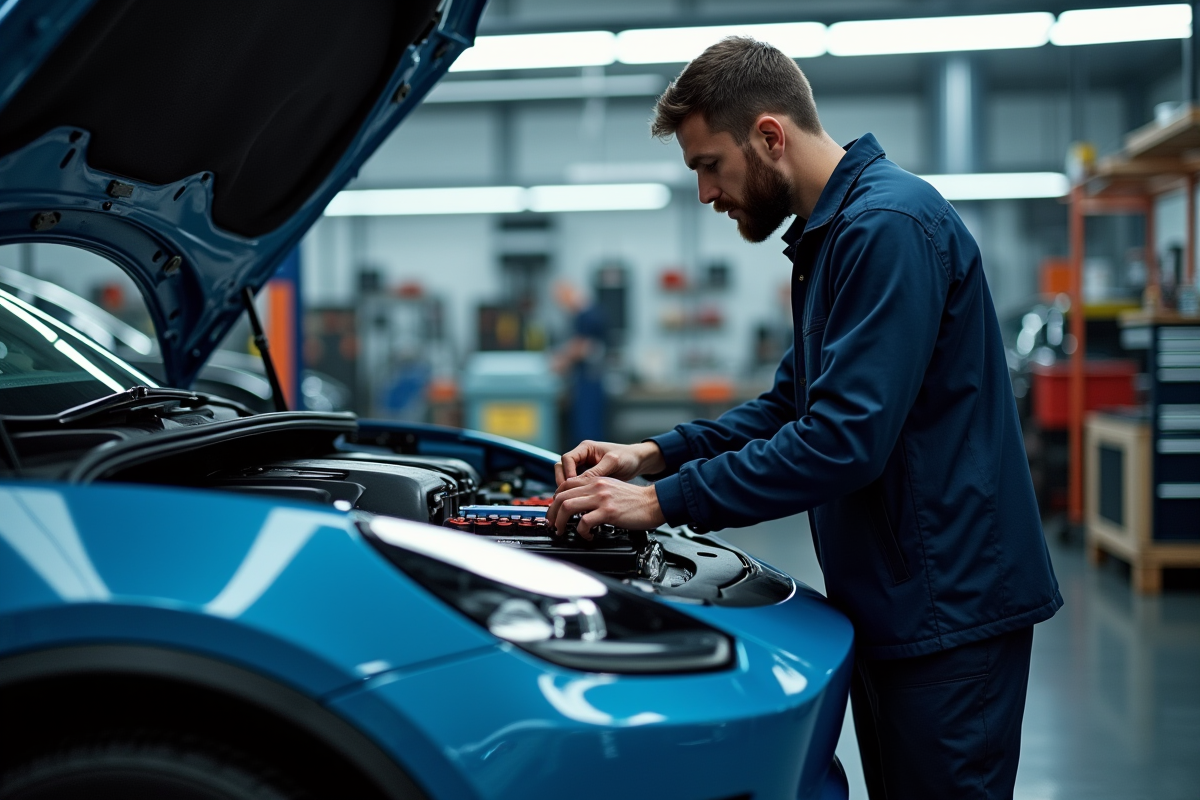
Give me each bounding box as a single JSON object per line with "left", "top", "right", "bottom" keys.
{"left": 703, "top": 162, "right": 717, "bottom": 173}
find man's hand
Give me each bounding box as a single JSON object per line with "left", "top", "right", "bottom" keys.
{"left": 546, "top": 477, "right": 666, "bottom": 538}
{"left": 554, "top": 440, "right": 666, "bottom": 487}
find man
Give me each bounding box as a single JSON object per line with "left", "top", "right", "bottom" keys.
{"left": 550, "top": 280, "right": 608, "bottom": 445}
{"left": 546, "top": 37, "right": 1062, "bottom": 800}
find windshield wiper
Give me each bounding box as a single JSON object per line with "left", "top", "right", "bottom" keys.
{"left": 1, "top": 385, "right": 254, "bottom": 428}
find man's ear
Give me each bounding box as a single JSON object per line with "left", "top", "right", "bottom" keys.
{"left": 755, "top": 115, "right": 786, "bottom": 161}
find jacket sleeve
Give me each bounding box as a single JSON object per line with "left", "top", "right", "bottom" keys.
{"left": 646, "top": 350, "right": 799, "bottom": 477}
{"left": 653, "top": 210, "right": 950, "bottom": 529}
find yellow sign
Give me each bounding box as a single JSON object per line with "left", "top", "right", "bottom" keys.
{"left": 481, "top": 402, "right": 539, "bottom": 440}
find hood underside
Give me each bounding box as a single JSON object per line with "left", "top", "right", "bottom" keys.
{"left": 0, "top": 0, "right": 483, "bottom": 387}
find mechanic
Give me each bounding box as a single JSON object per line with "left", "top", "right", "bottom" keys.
{"left": 550, "top": 280, "right": 609, "bottom": 445}
{"left": 546, "top": 37, "right": 1062, "bottom": 800}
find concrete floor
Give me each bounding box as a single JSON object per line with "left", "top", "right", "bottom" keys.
{"left": 721, "top": 515, "right": 1200, "bottom": 800}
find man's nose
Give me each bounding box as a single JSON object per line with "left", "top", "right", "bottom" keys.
{"left": 697, "top": 177, "right": 720, "bottom": 205}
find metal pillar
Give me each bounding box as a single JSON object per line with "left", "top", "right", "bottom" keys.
{"left": 935, "top": 55, "right": 981, "bottom": 174}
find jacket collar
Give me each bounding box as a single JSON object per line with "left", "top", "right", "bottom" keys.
{"left": 782, "top": 132, "right": 886, "bottom": 254}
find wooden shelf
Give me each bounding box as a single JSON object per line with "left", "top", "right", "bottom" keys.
{"left": 1124, "top": 106, "right": 1200, "bottom": 160}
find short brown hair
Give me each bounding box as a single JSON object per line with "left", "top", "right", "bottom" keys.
{"left": 651, "top": 37, "right": 822, "bottom": 143}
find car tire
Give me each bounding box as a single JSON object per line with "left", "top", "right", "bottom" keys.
{"left": 0, "top": 737, "right": 296, "bottom": 800}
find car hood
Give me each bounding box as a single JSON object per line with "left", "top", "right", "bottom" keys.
{"left": 0, "top": 0, "right": 484, "bottom": 387}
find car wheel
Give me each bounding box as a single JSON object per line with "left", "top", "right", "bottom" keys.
{"left": 0, "top": 738, "right": 295, "bottom": 800}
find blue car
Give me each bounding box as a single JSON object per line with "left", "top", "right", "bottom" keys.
{"left": 0, "top": 3, "right": 854, "bottom": 799}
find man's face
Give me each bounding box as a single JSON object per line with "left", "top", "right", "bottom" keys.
{"left": 677, "top": 113, "right": 794, "bottom": 243}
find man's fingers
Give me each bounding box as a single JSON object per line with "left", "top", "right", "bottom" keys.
{"left": 559, "top": 440, "right": 607, "bottom": 484}
{"left": 547, "top": 487, "right": 587, "bottom": 533}
{"left": 575, "top": 510, "right": 603, "bottom": 540}
{"left": 580, "top": 452, "right": 610, "bottom": 479}
{"left": 555, "top": 476, "right": 589, "bottom": 494}
{"left": 546, "top": 481, "right": 607, "bottom": 535}
{"left": 546, "top": 491, "right": 565, "bottom": 532}
{"left": 561, "top": 454, "right": 578, "bottom": 481}
{"left": 554, "top": 461, "right": 564, "bottom": 487}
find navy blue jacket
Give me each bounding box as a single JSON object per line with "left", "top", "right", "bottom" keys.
{"left": 651, "top": 134, "right": 1062, "bottom": 659}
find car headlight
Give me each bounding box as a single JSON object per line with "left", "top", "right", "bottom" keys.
{"left": 361, "top": 516, "right": 733, "bottom": 674}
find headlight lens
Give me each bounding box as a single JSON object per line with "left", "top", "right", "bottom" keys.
{"left": 362, "top": 517, "right": 733, "bottom": 674}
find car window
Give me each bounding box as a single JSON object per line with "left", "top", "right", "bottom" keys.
{"left": 0, "top": 288, "right": 155, "bottom": 416}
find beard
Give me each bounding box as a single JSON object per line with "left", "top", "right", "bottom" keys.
{"left": 714, "top": 147, "right": 794, "bottom": 243}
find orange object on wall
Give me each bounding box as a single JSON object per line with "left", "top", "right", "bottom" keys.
{"left": 1031, "top": 360, "right": 1138, "bottom": 430}
{"left": 1039, "top": 258, "right": 1072, "bottom": 296}
{"left": 691, "top": 377, "right": 734, "bottom": 403}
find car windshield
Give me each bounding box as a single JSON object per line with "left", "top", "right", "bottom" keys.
{"left": 0, "top": 287, "right": 156, "bottom": 416}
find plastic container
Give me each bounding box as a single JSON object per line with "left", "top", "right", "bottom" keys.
{"left": 462, "top": 351, "right": 561, "bottom": 451}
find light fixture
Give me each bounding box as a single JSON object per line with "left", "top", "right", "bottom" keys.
{"left": 426, "top": 74, "right": 665, "bottom": 103}
{"left": 324, "top": 183, "right": 673, "bottom": 216}
{"left": 528, "top": 183, "right": 671, "bottom": 212}
{"left": 323, "top": 186, "right": 526, "bottom": 216}
{"left": 1050, "top": 4, "right": 1191, "bottom": 46}
{"left": 446, "top": 6, "right": 1197, "bottom": 76}
{"left": 828, "top": 12, "right": 1054, "bottom": 57}
{"left": 616, "top": 22, "right": 826, "bottom": 64}
{"left": 919, "top": 172, "right": 1070, "bottom": 201}
{"left": 448, "top": 30, "right": 616, "bottom": 72}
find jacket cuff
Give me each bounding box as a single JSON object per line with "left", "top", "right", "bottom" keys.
{"left": 652, "top": 474, "right": 691, "bottom": 528}
{"left": 643, "top": 429, "right": 690, "bottom": 479}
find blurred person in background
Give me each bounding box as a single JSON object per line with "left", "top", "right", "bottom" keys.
{"left": 546, "top": 37, "right": 1060, "bottom": 800}
{"left": 551, "top": 280, "right": 608, "bottom": 445}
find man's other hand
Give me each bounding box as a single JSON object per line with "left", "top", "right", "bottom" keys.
{"left": 546, "top": 477, "right": 666, "bottom": 538}
{"left": 554, "top": 440, "right": 666, "bottom": 487}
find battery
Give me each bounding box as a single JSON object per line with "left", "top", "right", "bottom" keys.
{"left": 460, "top": 504, "right": 549, "bottom": 519}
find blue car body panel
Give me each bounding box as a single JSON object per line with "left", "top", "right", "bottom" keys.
{"left": 0, "top": 475, "right": 854, "bottom": 800}
{"left": 0, "top": 0, "right": 486, "bottom": 388}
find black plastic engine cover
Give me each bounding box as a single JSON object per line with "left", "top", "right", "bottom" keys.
{"left": 206, "top": 458, "right": 462, "bottom": 523}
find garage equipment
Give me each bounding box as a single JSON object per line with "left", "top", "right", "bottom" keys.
{"left": 461, "top": 351, "right": 560, "bottom": 451}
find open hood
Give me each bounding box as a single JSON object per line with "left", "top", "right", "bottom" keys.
{"left": 0, "top": 0, "right": 485, "bottom": 387}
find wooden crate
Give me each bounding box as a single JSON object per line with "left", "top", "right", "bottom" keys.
{"left": 1085, "top": 413, "right": 1200, "bottom": 592}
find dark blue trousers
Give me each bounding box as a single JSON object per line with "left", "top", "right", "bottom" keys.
{"left": 851, "top": 626, "right": 1034, "bottom": 800}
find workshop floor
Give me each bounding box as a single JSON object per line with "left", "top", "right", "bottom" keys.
{"left": 721, "top": 516, "right": 1200, "bottom": 800}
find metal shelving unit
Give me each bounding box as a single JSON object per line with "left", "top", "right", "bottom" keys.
{"left": 1070, "top": 108, "right": 1200, "bottom": 587}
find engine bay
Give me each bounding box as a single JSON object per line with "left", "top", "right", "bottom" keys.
{"left": 4, "top": 398, "right": 792, "bottom": 607}
{"left": 200, "top": 449, "right": 783, "bottom": 605}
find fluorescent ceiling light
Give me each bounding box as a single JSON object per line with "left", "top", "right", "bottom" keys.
{"left": 616, "top": 22, "right": 826, "bottom": 64}
{"left": 427, "top": 74, "right": 665, "bottom": 103}
{"left": 449, "top": 31, "right": 616, "bottom": 72}
{"left": 324, "top": 187, "right": 526, "bottom": 216}
{"left": 828, "top": 12, "right": 1053, "bottom": 56}
{"left": 919, "top": 172, "right": 1069, "bottom": 201}
{"left": 528, "top": 183, "right": 671, "bottom": 212}
{"left": 325, "top": 184, "right": 672, "bottom": 216}
{"left": 1050, "top": 4, "right": 1191, "bottom": 46}
{"left": 447, "top": 8, "right": 1192, "bottom": 75}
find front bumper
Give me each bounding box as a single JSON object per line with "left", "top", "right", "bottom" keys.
{"left": 327, "top": 566, "right": 854, "bottom": 800}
